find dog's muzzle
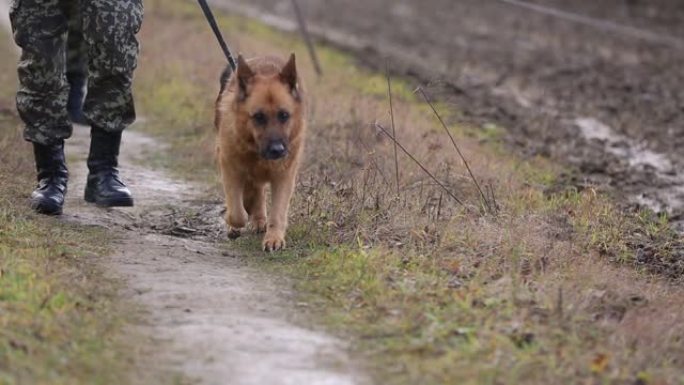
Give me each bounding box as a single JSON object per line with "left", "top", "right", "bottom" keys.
{"left": 262, "top": 140, "right": 288, "bottom": 160}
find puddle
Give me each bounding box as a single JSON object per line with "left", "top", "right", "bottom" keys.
{"left": 575, "top": 117, "right": 684, "bottom": 230}
{"left": 575, "top": 117, "right": 675, "bottom": 174}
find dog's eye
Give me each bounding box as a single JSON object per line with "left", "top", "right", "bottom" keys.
{"left": 277, "top": 110, "right": 290, "bottom": 124}
{"left": 252, "top": 111, "right": 268, "bottom": 126}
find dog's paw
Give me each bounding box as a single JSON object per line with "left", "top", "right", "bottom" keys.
{"left": 262, "top": 232, "right": 286, "bottom": 252}
{"left": 227, "top": 227, "right": 242, "bottom": 240}
{"left": 251, "top": 217, "right": 267, "bottom": 234}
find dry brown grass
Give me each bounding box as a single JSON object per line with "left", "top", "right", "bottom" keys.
{"left": 133, "top": 1, "right": 684, "bottom": 383}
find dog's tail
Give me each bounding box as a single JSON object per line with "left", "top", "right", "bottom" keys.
{"left": 215, "top": 64, "right": 233, "bottom": 132}
{"left": 218, "top": 64, "right": 233, "bottom": 95}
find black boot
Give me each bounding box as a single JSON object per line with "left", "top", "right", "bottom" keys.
{"left": 31, "top": 142, "right": 68, "bottom": 215}
{"left": 84, "top": 128, "right": 134, "bottom": 207}
{"left": 66, "top": 72, "right": 88, "bottom": 125}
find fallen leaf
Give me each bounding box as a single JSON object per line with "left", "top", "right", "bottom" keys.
{"left": 590, "top": 353, "right": 610, "bottom": 374}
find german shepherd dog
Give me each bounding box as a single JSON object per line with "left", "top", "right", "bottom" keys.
{"left": 214, "top": 54, "right": 305, "bottom": 251}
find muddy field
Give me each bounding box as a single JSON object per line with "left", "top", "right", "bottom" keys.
{"left": 217, "top": 0, "right": 684, "bottom": 230}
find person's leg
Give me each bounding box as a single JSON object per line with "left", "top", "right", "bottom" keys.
{"left": 81, "top": 0, "right": 143, "bottom": 207}
{"left": 10, "top": 0, "right": 70, "bottom": 215}
{"left": 65, "top": 0, "right": 88, "bottom": 124}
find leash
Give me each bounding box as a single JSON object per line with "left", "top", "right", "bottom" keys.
{"left": 197, "top": 0, "right": 237, "bottom": 71}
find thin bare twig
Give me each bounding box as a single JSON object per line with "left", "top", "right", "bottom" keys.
{"left": 291, "top": 0, "right": 322, "bottom": 76}
{"left": 374, "top": 123, "right": 468, "bottom": 210}
{"left": 556, "top": 286, "right": 564, "bottom": 320}
{"left": 488, "top": 182, "right": 500, "bottom": 214}
{"left": 386, "top": 61, "right": 401, "bottom": 196}
{"left": 417, "top": 87, "right": 493, "bottom": 214}
{"left": 436, "top": 192, "right": 443, "bottom": 220}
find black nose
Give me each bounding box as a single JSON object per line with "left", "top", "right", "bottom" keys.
{"left": 263, "top": 141, "right": 287, "bottom": 160}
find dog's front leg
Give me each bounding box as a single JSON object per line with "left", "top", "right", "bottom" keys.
{"left": 222, "top": 171, "right": 248, "bottom": 239}
{"left": 263, "top": 173, "right": 296, "bottom": 251}
{"left": 244, "top": 183, "right": 268, "bottom": 233}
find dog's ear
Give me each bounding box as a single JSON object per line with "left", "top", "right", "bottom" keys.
{"left": 279, "top": 53, "right": 300, "bottom": 100}
{"left": 236, "top": 54, "right": 255, "bottom": 101}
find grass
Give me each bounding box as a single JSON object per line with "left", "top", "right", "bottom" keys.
{"left": 133, "top": 1, "right": 684, "bottom": 384}
{"left": 0, "top": 32, "right": 137, "bottom": 385}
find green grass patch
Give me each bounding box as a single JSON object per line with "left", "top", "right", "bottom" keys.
{"left": 230, "top": 229, "right": 606, "bottom": 385}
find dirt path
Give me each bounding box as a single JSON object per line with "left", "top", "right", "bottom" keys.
{"left": 213, "top": 0, "right": 684, "bottom": 231}
{"left": 58, "top": 124, "right": 366, "bottom": 385}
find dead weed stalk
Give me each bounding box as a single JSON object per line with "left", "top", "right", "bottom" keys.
{"left": 373, "top": 123, "right": 469, "bottom": 211}
{"left": 417, "top": 87, "right": 497, "bottom": 215}
{"left": 386, "top": 61, "right": 401, "bottom": 196}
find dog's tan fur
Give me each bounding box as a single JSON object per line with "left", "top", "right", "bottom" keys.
{"left": 214, "top": 54, "right": 305, "bottom": 251}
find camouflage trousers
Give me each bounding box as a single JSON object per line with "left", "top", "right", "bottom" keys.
{"left": 9, "top": 0, "right": 144, "bottom": 145}
{"left": 65, "top": 0, "right": 88, "bottom": 84}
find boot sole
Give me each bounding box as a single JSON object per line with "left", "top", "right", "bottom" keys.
{"left": 30, "top": 199, "right": 63, "bottom": 216}
{"left": 84, "top": 194, "right": 134, "bottom": 207}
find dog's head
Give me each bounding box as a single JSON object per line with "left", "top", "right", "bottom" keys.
{"left": 234, "top": 53, "right": 302, "bottom": 161}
